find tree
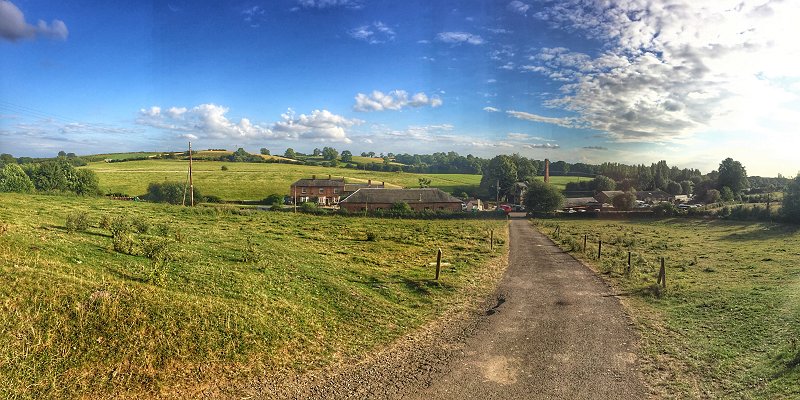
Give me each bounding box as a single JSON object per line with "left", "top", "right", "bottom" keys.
{"left": 284, "top": 148, "right": 297, "bottom": 159}
{"left": 480, "top": 155, "right": 518, "bottom": 201}
{"left": 260, "top": 148, "right": 270, "bottom": 155}
{"left": 0, "top": 164, "right": 35, "bottom": 193}
{"left": 550, "top": 160, "right": 570, "bottom": 175}
{"left": 705, "top": 189, "right": 721, "bottom": 203}
{"left": 717, "top": 157, "right": 749, "bottom": 195}
{"left": 612, "top": 192, "right": 637, "bottom": 211}
{"left": 58, "top": 150, "right": 67, "bottom": 158}
{"left": 523, "top": 179, "right": 564, "bottom": 212}
{"left": 680, "top": 180, "right": 694, "bottom": 196}
{"left": 665, "top": 180, "right": 683, "bottom": 195}
{"left": 322, "top": 147, "right": 338, "bottom": 161}
{"left": 781, "top": 175, "right": 800, "bottom": 223}
{"left": 71, "top": 169, "right": 101, "bottom": 195}
{"left": 593, "top": 175, "right": 616, "bottom": 192}
{"left": 721, "top": 186, "right": 735, "bottom": 202}
{"left": 367, "top": 151, "right": 376, "bottom": 157}
{"left": 313, "top": 148, "right": 322, "bottom": 157}
{"left": 66, "top": 152, "right": 77, "bottom": 158}
{"left": 418, "top": 177, "right": 431, "bottom": 188}
{"left": 340, "top": 150, "right": 353, "bottom": 163}
{"left": 263, "top": 193, "right": 283, "bottom": 205}
{"left": 391, "top": 202, "right": 412, "bottom": 213}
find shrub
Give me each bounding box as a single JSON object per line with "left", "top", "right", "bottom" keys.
{"left": 523, "top": 180, "right": 564, "bottom": 212}
{"left": 612, "top": 192, "right": 637, "bottom": 211}
{"left": 132, "top": 218, "right": 150, "bottom": 234}
{"left": 108, "top": 216, "right": 131, "bottom": 237}
{"left": 366, "top": 230, "right": 379, "bottom": 241}
{"left": 153, "top": 222, "right": 171, "bottom": 237}
{"left": 391, "top": 202, "right": 412, "bottom": 213}
{"left": 65, "top": 212, "right": 91, "bottom": 232}
{"left": 145, "top": 182, "right": 202, "bottom": 205}
{"left": 652, "top": 202, "right": 679, "bottom": 217}
{"left": 221, "top": 165, "right": 229, "bottom": 171}
{"left": 112, "top": 232, "right": 137, "bottom": 254}
{"left": 263, "top": 193, "right": 283, "bottom": 205}
{"left": 300, "top": 202, "right": 319, "bottom": 213}
{"left": 204, "top": 195, "right": 223, "bottom": 203}
{"left": 98, "top": 214, "right": 113, "bottom": 230}
{"left": 0, "top": 164, "right": 34, "bottom": 193}
{"left": 270, "top": 204, "right": 282, "bottom": 211}
{"left": 781, "top": 175, "right": 800, "bottom": 223}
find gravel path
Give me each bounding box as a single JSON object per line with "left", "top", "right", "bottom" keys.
{"left": 227, "top": 217, "right": 646, "bottom": 399}
{"left": 406, "top": 217, "right": 647, "bottom": 399}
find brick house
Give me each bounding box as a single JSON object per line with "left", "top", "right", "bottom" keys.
{"left": 290, "top": 175, "right": 346, "bottom": 206}
{"left": 339, "top": 188, "right": 463, "bottom": 212}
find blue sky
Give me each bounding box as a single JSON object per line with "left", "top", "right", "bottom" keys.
{"left": 1, "top": 0, "right": 799, "bottom": 176}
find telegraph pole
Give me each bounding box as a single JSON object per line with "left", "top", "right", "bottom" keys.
{"left": 496, "top": 180, "right": 500, "bottom": 207}
{"left": 189, "top": 142, "right": 194, "bottom": 206}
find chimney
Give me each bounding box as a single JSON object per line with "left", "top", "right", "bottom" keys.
{"left": 312, "top": 174, "right": 316, "bottom": 180}
{"left": 328, "top": 174, "right": 331, "bottom": 180}
{"left": 544, "top": 159, "right": 550, "bottom": 184}
{"left": 368, "top": 179, "right": 371, "bottom": 187}
{"left": 382, "top": 181, "right": 385, "bottom": 187}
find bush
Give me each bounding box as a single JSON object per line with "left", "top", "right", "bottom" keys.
{"left": 652, "top": 202, "right": 679, "bottom": 217}
{"left": 145, "top": 182, "right": 202, "bottom": 205}
{"left": 99, "top": 214, "right": 113, "bottom": 230}
{"left": 270, "top": 204, "right": 282, "bottom": 211}
{"left": 781, "top": 175, "right": 800, "bottom": 223}
{"left": 132, "top": 218, "right": 150, "bottom": 234}
{"left": 65, "top": 212, "right": 91, "bottom": 232}
{"left": 523, "top": 180, "right": 564, "bottom": 212}
{"left": 263, "top": 193, "right": 283, "bottom": 205}
{"left": 221, "top": 165, "right": 229, "bottom": 171}
{"left": 612, "top": 192, "right": 637, "bottom": 211}
{"left": 300, "top": 202, "right": 319, "bottom": 213}
{"left": 204, "top": 195, "right": 223, "bottom": 203}
{"left": 366, "top": 230, "right": 379, "bottom": 241}
{"left": 0, "top": 164, "right": 34, "bottom": 193}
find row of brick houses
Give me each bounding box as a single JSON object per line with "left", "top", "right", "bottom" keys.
{"left": 289, "top": 175, "right": 384, "bottom": 206}
{"left": 289, "top": 176, "right": 463, "bottom": 211}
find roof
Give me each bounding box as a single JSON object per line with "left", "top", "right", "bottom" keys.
{"left": 597, "top": 190, "right": 624, "bottom": 197}
{"left": 344, "top": 182, "right": 384, "bottom": 192}
{"left": 636, "top": 189, "right": 672, "bottom": 198}
{"left": 340, "top": 188, "right": 463, "bottom": 204}
{"left": 291, "top": 178, "right": 345, "bottom": 187}
{"left": 564, "top": 197, "right": 597, "bottom": 207}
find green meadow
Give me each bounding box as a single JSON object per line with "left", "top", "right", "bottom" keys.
{"left": 535, "top": 218, "right": 800, "bottom": 398}
{"left": 82, "top": 160, "right": 482, "bottom": 201}
{"left": 0, "top": 193, "right": 507, "bottom": 398}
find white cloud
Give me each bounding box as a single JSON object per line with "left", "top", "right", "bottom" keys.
{"left": 349, "top": 21, "right": 395, "bottom": 44}
{"left": 531, "top": 0, "right": 800, "bottom": 143}
{"left": 242, "top": 5, "right": 265, "bottom": 27}
{"left": 507, "top": 1, "right": 530, "bottom": 16}
{"left": 436, "top": 31, "right": 484, "bottom": 45}
{"left": 0, "top": 0, "right": 68, "bottom": 41}
{"left": 137, "top": 104, "right": 359, "bottom": 143}
{"left": 483, "top": 106, "right": 500, "bottom": 113}
{"left": 506, "top": 110, "right": 580, "bottom": 129}
{"left": 353, "top": 90, "right": 443, "bottom": 112}
{"left": 294, "top": 0, "right": 362, "bottom": 10}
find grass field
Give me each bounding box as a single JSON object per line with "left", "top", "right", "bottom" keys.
{"left": 534, "top": 218, "right": 800, "bottom": 397}
{"left": 0, "top": 193, "right": 507, "bottom": 398}
{"left": 529, "top": 175, "right": 592, "bottom": 191}
{"left": 82, "top": 159, "right": 482, "bottom": 200}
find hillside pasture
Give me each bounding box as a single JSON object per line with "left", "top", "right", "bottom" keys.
{"left": 0, "top": 193, "right": 507, "bottom": 398}
{"left": 82, "top": 160, "right": 482, "bottom": 200}
{"left": 535, "top": 218, "right": 800, "bottom": 398}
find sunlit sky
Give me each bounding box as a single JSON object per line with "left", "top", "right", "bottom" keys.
{"left": 2, "top": 0, "right": 799, "bottom": 176}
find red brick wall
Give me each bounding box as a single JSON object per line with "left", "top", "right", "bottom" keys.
{"left": 340, "top": 202, "right": 462, "bottom": 212}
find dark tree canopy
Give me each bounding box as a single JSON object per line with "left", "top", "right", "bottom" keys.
{"left": 340, "top": 150, "right": 353, "bottom": 163}
{"left": 0, "top": 164, "right": 34, "bottom": 193}
{"left": 717, "top": 157, "right": 749, "bottom": 195}
{"left": 284, "top": 148, "right": 297, "bottom": 159}
{"left": 612, "top": 192, "right": 637, "bottom": 211}
{"left": 781, "top": 175, "right": 800, "bottom": 223}
{"left": 523, "top": 179, "right": 564, "bottom": 213}
{"left": 322, "top": 147, "right": 338, "bottom": 161}
{"left": 593, "top": 175, "right": 616, "bottom": 192}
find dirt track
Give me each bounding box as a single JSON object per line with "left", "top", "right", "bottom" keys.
{"left": 406, "top": 217, "right": 646, "bottom": 399}
{"left": 236, "top": 217, "right": 646, "bottom": 399}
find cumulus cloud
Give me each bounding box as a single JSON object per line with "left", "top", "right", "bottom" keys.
{"left": 507, "top": 1, "right": 530, "bottom": 16}
{"left": 506, "top": 110, "right": 580, "bottom": 128}
{"left": 353, "top": 90, "right": 443, "bottom": 112}
{"left": 530, "top": 0, "right": 800, "bottom": 143}
{"left": 272, "top": 108, "right": 360, "bottom": 143}
{"left": 436, "top": 31, "right": 484, "bottom": 45}
{"left": 136, "top": 104, "right": 359, "bottom": 143}
{"left": 0, "top": 0, "right": 68, "bottom": 41}
{"left": 349, "top": 21, "right": 395, "bottom": 44}
{"left": 483, "top": 106, "right": 500, "bottom": 112}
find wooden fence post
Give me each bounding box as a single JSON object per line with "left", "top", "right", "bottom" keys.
{"left": 435, "top": 248, "right": 442, "bottom": 280}
{"left": 490, "top": 230, "right": 494, "bottom": 251}
{"left": 626, "top": 251, "right": 631, "bottom": 276}
{"left": 583, "top": 234, "right": 587, "bottom": 253}
{"left": 597, "top": 240, "right": 602, "bottom": 259}
{"left": 657, "top": 257, "right": 666, "bottom": 287}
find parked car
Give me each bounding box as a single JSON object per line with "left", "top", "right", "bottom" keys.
{"left": 497, "top": 204, "right": 512, "bottom": 213}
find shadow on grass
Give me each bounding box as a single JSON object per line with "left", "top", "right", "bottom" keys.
{"left": 348, "top": 276, "right": 453, "bottom": 296}
{"left": 45, "top": 224, "right": 112, "bottom": 238}
{"left": 717, "top": 223, "right": 800, "bottom": 242}
{"left": 770, "top": 348, "right": 800, "bottom": 379}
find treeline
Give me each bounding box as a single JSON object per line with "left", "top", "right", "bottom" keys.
{"left": 0, "top": 156, "right": 100, "bottom": 195}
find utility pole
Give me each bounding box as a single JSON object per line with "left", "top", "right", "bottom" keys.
{"left": 188, "top": 141, "right": 194, "bottom": 207}
{"left": 496, "top": 179, "right": 500, "bottom": 207}
{"left": 293, "top": 185, "right": 297, "bottom": 213}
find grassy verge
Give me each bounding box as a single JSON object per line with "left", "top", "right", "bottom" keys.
{"left": 82, "top": 159, "right": 481, "bottom": 200}
{"left": 0, "top": 193, "right": 507, "bottom": 398}
{"left": 533, "top": 218, "right": 800, "bottom": 398}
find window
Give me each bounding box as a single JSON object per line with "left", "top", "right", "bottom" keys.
{"left": 333, "top": 188, "right": 339, "bottom": 194}
{"left": 319, "top": 188, "right": 324, "bottom": 194}
{"left": 301, "top": 188, "right": 307, "bottom": 194}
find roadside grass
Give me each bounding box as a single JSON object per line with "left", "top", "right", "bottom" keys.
{"left": 82, "top": 159, "right": 482, "bottom": 200}
{"left": 533, "top": 218, "right": 800, "bottom": 398}
{"left": 0, "top": 193, "right": 507, "bottom": 399}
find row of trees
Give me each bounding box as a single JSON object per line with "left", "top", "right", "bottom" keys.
{"left": 0, "top": 158, "right": 100, "bottom": 195}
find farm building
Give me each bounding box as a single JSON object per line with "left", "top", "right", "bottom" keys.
{"left": 339, "top": 188, "right": 463, "bottom": 212}
{"left": 594, "top": 191, "right": 625, "bottom": 204}
{"left": 290, "top": 175, "right": 345, "bottom": 206}
{"left": 636, "top": 189, "right": 672, "bottom": 203}
{"left": 343, "top": 179, "right": 385, "bottom": 196}
{"left": 563, "top": 197, "right": 599, "bottom": 210}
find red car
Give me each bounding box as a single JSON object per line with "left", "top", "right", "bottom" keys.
{"left": 498, "top": 204, "right": 512, "bottom": 213}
